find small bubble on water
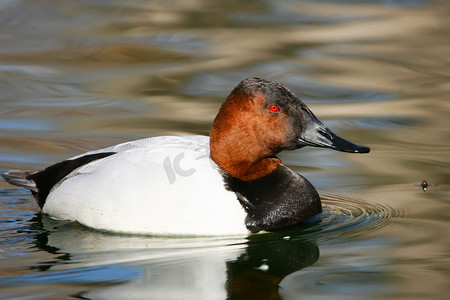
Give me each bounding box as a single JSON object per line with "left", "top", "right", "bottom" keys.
{"left": 258, "top": 263, "right": 269, "bottom": 272}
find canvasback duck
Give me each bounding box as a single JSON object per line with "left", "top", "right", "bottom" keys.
{"left": 2, "top": 78, "right": 369, "bottom": 235}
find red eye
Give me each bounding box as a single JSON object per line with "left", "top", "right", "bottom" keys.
{"left": 269, "top": 105, "right": 279, "bottom": 112}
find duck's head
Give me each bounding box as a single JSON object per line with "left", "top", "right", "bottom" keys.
{"left": 210, "top": 77, "right": 370, "bottom": 181}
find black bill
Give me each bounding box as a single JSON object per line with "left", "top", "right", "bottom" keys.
{"left": 297, "top": 108, "right": 370, "bottom": 153}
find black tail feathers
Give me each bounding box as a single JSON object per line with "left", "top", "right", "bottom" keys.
{"left": 2, "top": 170, "right": 38, "bottom": 192}
{"left": 2, "top": 152, "right": 116, "bottom": 209}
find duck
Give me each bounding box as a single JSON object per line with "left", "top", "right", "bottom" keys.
{"left": 2, "top": 78, "right": 370, "bottom": 235}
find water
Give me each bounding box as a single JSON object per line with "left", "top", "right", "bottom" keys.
{"left": 1, "top": 0, "right": 449, "bottom": 299}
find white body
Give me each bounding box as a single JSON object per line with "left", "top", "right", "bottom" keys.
{"left": 43, "top": 136, "right": 248, "bottom": 235}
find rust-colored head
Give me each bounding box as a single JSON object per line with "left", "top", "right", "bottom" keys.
{"left": 210, "top": 78, "right": 369, "bottom": 181}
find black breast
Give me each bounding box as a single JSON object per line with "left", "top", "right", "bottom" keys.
{"left": 223, "top": 165, "right": 322, "bottom": 233}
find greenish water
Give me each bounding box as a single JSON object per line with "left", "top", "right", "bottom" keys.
{"left": 1, "top": 0, "right": 449, "bottom": 299}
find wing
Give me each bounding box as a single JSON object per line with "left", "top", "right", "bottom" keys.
{"left": 43, "top": 136, "right": 247, "bottom": 235}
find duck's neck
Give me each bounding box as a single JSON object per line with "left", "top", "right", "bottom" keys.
{"left": 210, "top": 149, "right": 281, "bottom": 181}
{"left": 209, "top": 95, "right": 281, "bottom": 181}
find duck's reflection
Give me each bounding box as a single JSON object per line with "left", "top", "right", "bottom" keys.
{"left": 227, "top": 233, "right": 319, "bottom": 299}
{"left": 30, "top": 214, "right": 319, "bottom": 299}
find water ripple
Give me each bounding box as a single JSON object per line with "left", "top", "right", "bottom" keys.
{"left": 299, "top": 193, "right": 403, "bottom": 240}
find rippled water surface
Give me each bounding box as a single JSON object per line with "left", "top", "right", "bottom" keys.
{"left": 1, "top": 0, "right": 449, "bottom": 299}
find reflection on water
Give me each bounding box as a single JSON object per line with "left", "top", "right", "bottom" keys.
{"left": 1, "top": 0, "right": 449, "bottom": 299}
{"left": 0, "top": 191, "right": 435, "bottom": 299}
{"left": 1, "top": 203, "right": 319, "bottom": 298}
{"left": 2, "top": 212, "right": 318, "bottom": 299}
